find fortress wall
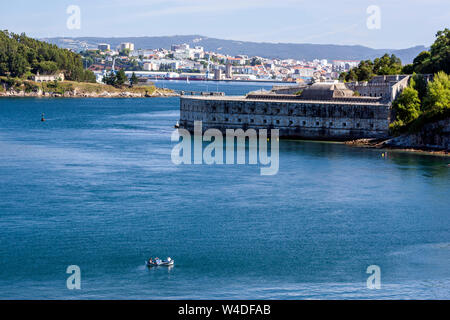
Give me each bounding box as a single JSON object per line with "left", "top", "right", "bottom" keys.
{"left": 347, "top": 83, "right": 391, "bottom": 99}
{"left": 346, "top": 75, "right": 410, "bottom": 101}
{"left": 180, "top": 97, "right": 391, "bottom": 140}
{"left": 389, "top": 75, "right": 411, "bottom": 101}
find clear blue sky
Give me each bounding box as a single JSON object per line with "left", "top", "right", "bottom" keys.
{"left": 1, "top": 0, "right": 449, "bottom": 49}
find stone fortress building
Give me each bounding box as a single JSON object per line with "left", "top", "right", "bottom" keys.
{"left": 179, "top": 75, "right": 411, "bottom": 140}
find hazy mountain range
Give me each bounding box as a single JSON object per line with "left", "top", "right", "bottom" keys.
{"left": 42, "top": 35, "right": 428, "bottom": 64}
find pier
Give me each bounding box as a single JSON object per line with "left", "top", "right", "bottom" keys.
{"left": 174, "top": 90, "right": 225, "bottom": 97}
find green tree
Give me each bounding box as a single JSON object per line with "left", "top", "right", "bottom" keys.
{"left": 392, "top": 86, "right": 421, "bottom": 125}
{"left": 355, "top": 60, "right": 374, "bottom": 81}
{"left": 402, "top": 64, "right": 414, "bottom": 74}
{"left": 345, "top": 69, "right": 358, "bottom": 82}
{"left": 410, "top": 73, "right": 428, "bottom": 103}
{"left": 102, "top": 71, "right": 116, "bottom": 86}
{"left": 373, "top": 54, "right": 402, "bottom": 75}
{"left": 130, "top": 72, "right": 138, "bottom": 87}
{"left": 412, "top": 51, "right": 431, "bottom": 73}
{"left": 115, "top": 69, "right": 127, "bottom": 86}
{"left": 423, "top": 71, "right": 450, "bottom": 113}
{"left": 37, "top": 61, "right": 58, "bottom": 74}
{"left": 9, "top": 54, "right": 28, "bottom": 77}
{"left": 82, "top": 70, "right": 96, "bottom": 83}
{"left": 409, "top": 29, "right": 450, "bottom": 74}
{"left": 429, "top": 29, "right": 450, "bottom": 74}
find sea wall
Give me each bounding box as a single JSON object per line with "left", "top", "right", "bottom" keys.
{"left": 180, "top": 96, "right": 391, "bottom": 140}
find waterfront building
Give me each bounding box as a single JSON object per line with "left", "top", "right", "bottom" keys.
{"left": 32, "top": 72, "right": 65, "bottom": 82}
{"left": 225, "top": 64, "right": 233, "bottom": 79}
{"left": 143, "top": 62, "right": 157, "bottom": 71}
{"left": 293, "top": 67, "right": 315, "bottom": 78}
{"left": 332, "top": 60, "right": 360, "bottom": 72}
{"left": 178, "top": 76, "right": 410, "bottom": 141}
{"left": 119, "top": 42, "right": 135, "bottom": 51}
{"left": 98, "top": 43, "right": 110, "bottom": 51}
{"left": 227, "top": 57, "right": 245, "bottom": 65}
{"left": 214, "top": 68, "right": 224, "bottom": 80}
{"left": 171, "top": 43, "right": 190, "bottom": 51}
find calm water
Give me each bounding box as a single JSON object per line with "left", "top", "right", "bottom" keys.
{"left": 0, "top": 81, "right": 449, "bottom": 299}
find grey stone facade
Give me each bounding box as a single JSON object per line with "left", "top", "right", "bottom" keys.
{"left": 180, "top": 96, "right": 391, "bottom": 140}
{"left": 346, "top": 75, "right": 410, "bottom": 102}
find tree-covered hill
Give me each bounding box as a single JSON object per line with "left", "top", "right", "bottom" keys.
{"left": 0, "top": 30, "right": 95, "bottom": 82}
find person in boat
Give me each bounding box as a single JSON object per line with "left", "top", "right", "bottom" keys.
{"left": 148, "top": 258, "right": 153, "bottom": 264}
{"left": 155, "top": 257, "right": 161, "bottom": 265}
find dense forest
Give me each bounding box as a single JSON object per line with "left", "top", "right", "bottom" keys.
{"left": 0, "top": 30, "right": 95, "bottom": 82}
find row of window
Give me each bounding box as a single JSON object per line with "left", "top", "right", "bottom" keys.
{"left": 362, "top": 92, "right": 384, "bottom": 97}
{"left": 209, "top": 117, "right": 375, "bottom": 128}
{"left": 184, "top": 106, "right": 378, "bottom": 118}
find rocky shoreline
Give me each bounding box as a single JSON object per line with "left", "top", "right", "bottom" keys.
{"left": 0, "top": 88, "right": 179, "bottom": 98}
{"left": 346, "top": 118, "right": 450, "bottom": 155}
{"left": 346, "top": 139, "right": 449, "bottom": 156}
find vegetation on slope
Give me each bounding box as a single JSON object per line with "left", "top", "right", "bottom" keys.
{"left": 389, "top": 72, "right": 449, "bottom": 134}
{"left": 0, "top": 76, "right": 157, "bottom": 96}
{"left": 388, "top": 29, "right": 450, "bottom": 134}
{"left": 0, "top": 30, "right": 95, "bottom": 82}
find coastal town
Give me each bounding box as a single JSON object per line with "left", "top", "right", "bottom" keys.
{"left": 80, "top": 41, "right": 360, "bottom": 84}
{"left": 0, "top": 29, "right": 448, "bottom": 152}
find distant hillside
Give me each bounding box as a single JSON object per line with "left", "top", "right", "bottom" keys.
{"left": 42, "top": 35, "right": 428, "bottom": 64}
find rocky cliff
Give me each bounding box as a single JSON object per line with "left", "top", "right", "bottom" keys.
{"left": 384, "top": 118, "right": 450, "bottom": 151}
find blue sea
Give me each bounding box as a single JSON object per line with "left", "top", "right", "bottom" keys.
{"left": 0, "top": 81, "right": 449, "bottom": 299}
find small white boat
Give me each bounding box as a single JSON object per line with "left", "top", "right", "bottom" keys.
{"left": 146, "top": 257, "right": 174, "bottom": 267}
